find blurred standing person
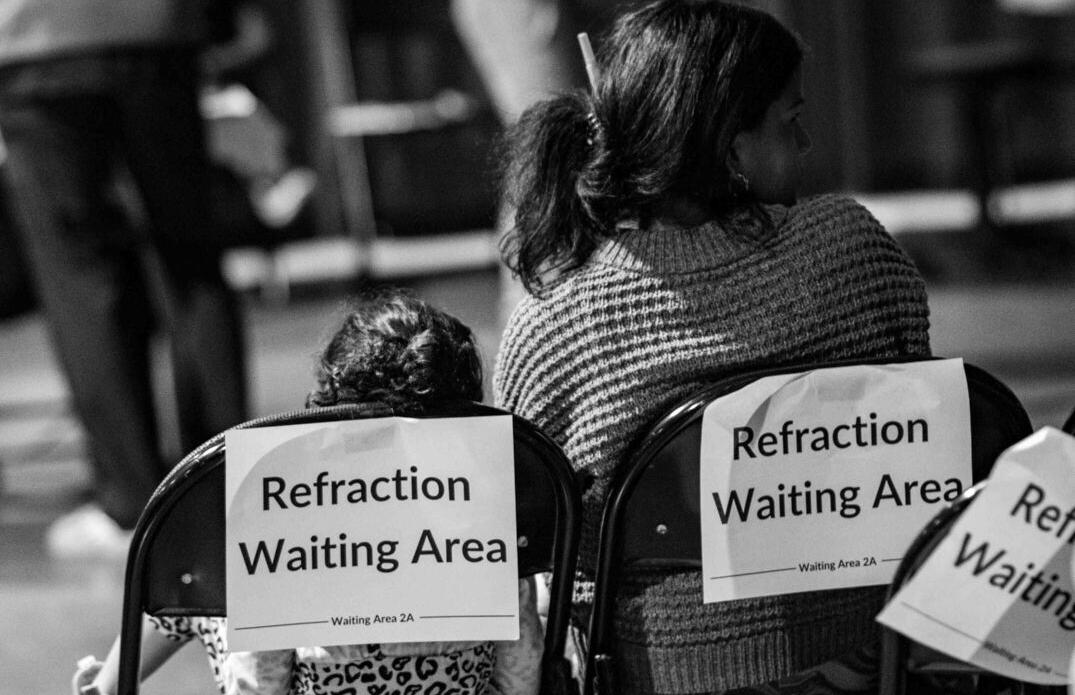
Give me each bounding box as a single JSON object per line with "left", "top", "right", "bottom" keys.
{"left": 0, "top": 0, "right": 249, "bottom": 557}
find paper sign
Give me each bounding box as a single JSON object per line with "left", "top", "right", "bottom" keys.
{"left": 225, "top": 415, "right": 518, "bottom": 652}
{"left": 877, "top": 427, "right": 1075, "bottom": 685}
{"left": 700, "top": 359, "right": 972, "bottom": 603}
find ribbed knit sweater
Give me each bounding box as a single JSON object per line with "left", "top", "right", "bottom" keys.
{"left": 494, "top": 194, "right": 932, "bottom": 694}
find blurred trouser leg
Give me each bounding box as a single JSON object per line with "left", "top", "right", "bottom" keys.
{"left": 0, "top": 95, "right": 164, "bottom": 529}
{"left": 156, "top": 255, "right": 247, "bottom": 452}
{"left": 118, "top": 50, "right": 248, "bottom": 453}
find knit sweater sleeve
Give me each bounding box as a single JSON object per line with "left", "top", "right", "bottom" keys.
{"left": 493, "top": 282, "right": 619, "bottom": 476}
{"left": 493, "top": 299, "right": 552, "bottom": 418}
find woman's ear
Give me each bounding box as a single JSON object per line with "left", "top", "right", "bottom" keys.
{"left": 725, "top": 131, "right": 755, "bottom": 199}
{"left": 727, "top": 130, "right": 752, "bottom": 178}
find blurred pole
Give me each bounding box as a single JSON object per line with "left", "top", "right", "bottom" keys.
{"left": 295, "top": 0, "right": 376, "bottom": 263}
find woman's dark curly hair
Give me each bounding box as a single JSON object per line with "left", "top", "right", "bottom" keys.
{"left": 306, "top": 291, "right": 483, "bottom": 412}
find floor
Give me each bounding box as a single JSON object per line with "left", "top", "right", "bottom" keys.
{"left": 1, "top": 247, "right": 1073, "bottom": 694}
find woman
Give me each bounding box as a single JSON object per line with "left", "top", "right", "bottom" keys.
{"left": 493, "top": 2, "right": 931, "bottom": 693}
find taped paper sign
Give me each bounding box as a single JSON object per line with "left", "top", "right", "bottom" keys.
{"left": 225, "top": 415, "right": 518, "bottom": 652}
{"left": 878, "top": 427, "right": 1075, "bottom": 685}
{"left": 700, "top": 359, "right": 972, "bottom": 603}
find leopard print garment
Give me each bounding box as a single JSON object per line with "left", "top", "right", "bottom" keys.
{"left": 148, "top": 615, "right": 229, "bottom": 691}
{"left": 148, "top": 615, "right": 499, "bottom": 694}
{"left": 146, "top": 576, "right": 541, "bottom": 694}
{"left": 289, "top": 642, "right": 495, "bottom": 694}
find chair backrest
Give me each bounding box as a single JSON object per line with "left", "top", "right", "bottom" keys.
{"left": 878, "top": 483, "right": 1066, "bottom": 695}
{"left": 584, "top": 357, "right": 1032, "bottom": 695}
{"left": 118, "top": 401, "right": 581, "bottom": 695}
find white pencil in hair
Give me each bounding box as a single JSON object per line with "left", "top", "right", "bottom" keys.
{"left": 577, "top": 32, "right": 601, "bottom": 95}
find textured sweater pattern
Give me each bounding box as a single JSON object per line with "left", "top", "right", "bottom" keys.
{"left": 494, "top": 194, "right": 931, "bottom": 694}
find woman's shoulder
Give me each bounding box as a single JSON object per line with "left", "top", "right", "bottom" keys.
{"left": 781, "top": 193, "right": 885, "bottom": 232}
{"left": 772, "top": 194, "right": 924, "bottom": 278}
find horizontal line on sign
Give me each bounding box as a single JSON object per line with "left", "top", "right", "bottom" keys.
{"left": 710, "top": 567, "right": 796, "bottom": 580}
{"left": 899, "top": 600, "right": 1068, "bottom": 677}
{"left": 419, "top": 614, "right": 517, "bottom": 619}
{"left": 234, "top": 619, "right": 331, "bottom": 630}
{"left": 899, "top": 601, "right": 980, "bottom": 644}
{"left": 882, "top": 558, "right": 902, "bottom": 563}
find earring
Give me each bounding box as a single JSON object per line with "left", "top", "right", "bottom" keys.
{"left": 729, "top": 170, "right": 751, "bottom": 198}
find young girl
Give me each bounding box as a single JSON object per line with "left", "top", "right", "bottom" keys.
{"left": 494, "top": 2, "right": 931, "bottom": 694}
{"left": 74, "top": 291, "right": 542, "bottom": 695}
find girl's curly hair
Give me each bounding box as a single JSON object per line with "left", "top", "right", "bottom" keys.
{"left": 306, "top": 290, "right": 483, "bottom": 413}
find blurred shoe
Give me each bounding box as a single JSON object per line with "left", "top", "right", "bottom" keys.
{"left": 45, "top": 503, "right": 133, "bottom": 560}
{"left": 251, "top": 167, "right": 317, "bottom": 229}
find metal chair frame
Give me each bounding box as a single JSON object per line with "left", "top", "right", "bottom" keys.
{"left": 584, "top": 356, "right": 1032, "bottom": 695}
{"left": 118, "top": 401, "right": 581, "bottom": 695}
{"left": 879, "top": 482, "right": 1066, "bottom": 695}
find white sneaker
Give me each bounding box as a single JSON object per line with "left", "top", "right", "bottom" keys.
{"left": 45, "top": 504, "right": 133, "bottom": 560}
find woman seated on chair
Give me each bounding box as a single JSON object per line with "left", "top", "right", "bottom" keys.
{"left": 493, "top": 1, "right": 932, "bottom": 693}
{"left": 74, "top": 290, "right": 543, "bottom": 695}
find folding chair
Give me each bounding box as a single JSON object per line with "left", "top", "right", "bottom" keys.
{"left": 878, "top": 483, "right": 1065, "bottom": 695}
{"left": 117, "top": 401, "right": 581, "bottom": 695}
{"left": 584, "top": 357, "right": 1032, "bottom": 695}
